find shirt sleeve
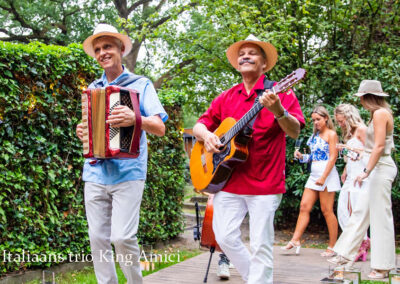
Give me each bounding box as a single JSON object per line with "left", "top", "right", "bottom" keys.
{"left": 279, "top": 88, "right": 305, "bottom": 129}
{"left": 197, "top": 92, "right": 225, "bottom": 132}
{"left": 140, "top": 79, "right": 168, "bottom": 122}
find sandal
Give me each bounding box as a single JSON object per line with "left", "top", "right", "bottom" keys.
{"left": 320, "top": 247, "right": 337, "bottom": 257}
{"left": 368, "top": 269, "right": 389, "bottom": 279}
{"left": 327, "top": 255, "right": 350, "bottom": 266}
{"left": 280, "top": 241, "right": 301, "bottom": 254}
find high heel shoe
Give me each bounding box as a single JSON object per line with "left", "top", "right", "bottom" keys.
{"left": 281, "top": 241, "right": 301, "bottom": 254}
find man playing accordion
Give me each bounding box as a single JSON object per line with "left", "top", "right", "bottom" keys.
{"left": 76, "top": 23, "right": 167, "bottom": 284}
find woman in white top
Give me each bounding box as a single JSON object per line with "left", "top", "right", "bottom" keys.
{"left": 334, "top": 104, "right": 369, "bottom": 261}
{"left": 282, "top": 105, "right": 340, "bottom": 256}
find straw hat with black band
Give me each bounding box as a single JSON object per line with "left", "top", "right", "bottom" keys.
{"left": 226, "top": 34, "right": 278, "bottom": 72}
{"left": 353, "top": 80, "right": 388, "bottom": 97}
{"left": 83, "top": 23, "right": 132, "bottom": 58}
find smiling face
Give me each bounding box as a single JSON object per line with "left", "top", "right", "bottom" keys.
{"left": 311, "top": 113, "right": 327, "bottom": 131}
{"left": 237, "top": 43, "right": 266, "bottom": 76}
{"left": 92, "top": 36, "right": 124, "bottom": 73}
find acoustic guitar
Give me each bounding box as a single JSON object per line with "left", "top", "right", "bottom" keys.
{"left": 190, "top": 68, "right": 306, "bottom": 193}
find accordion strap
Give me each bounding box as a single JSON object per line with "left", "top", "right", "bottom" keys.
{"left": 129, "top": 90, "right": 142, "bottom": 156}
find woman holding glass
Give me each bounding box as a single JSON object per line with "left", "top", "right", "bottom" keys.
{"left": 329, "top": 80, "right": 397, "bottom": 279}
{"left": 282, "top": 105, "right": 340, "bottom": 256}
{"left": 334, "top": 104, "right": 370, "bottom": 261}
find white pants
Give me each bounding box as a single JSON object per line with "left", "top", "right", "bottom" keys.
{"left": 337, "top": 189, "right": 367, "bottom": 240}
{"left": 213, "top": 191, "right": 282, "bottom": 284}
{"left": 334, "top": 155, "right": 397, "bottom": 269}
{"left": 84, "top": 180, "right": 145, "bottom": 284}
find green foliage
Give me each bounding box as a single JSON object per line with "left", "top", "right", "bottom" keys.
{"left": 139, "top": 89, "right": 187, "bottom": 243}
{"left": 0, "top": 0, "right": 117, "bottom": 45}
{"left": 0, "top": 41, "right": 99, "bottom": 275}
{"left": 0, "top": 41, "right": 186, "bottom": 276}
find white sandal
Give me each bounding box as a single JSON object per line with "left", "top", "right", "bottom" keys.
{"left": 320, "top": 247, "right": 336, "bottom": 257}
{"left": 281, "top": 241, "right": 301, "bottom": 254}
{"left": 368, "top": 269, "right": 389, "bottom": 279}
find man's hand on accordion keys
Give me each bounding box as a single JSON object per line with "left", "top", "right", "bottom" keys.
{"left": 106, "top": 105, "right": 136, "bottom": 128}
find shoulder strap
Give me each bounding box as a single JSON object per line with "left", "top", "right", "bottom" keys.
{"left": 118, "top": 74, "right": 144, "bottom": 86}
{"left": 128, "top": 90, "right": 142, "bottom": 157}
{"left": 91, "top": 74, "right": 145, "bottom": 89}
{"left": 249, "top": 77, "right": 276, "bottom": 128}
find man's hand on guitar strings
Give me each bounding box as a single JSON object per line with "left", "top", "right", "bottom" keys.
{"left": 259, "top": 89, "right": 285, "bottom": 118}
{"left": 107, "top": 105, "right": 136, "bottom": 127}
{"left": 204, "top": 132, "right": 223, "bottom": 153}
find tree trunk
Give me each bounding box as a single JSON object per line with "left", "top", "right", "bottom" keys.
{"left": 123, "top": 39, "right": 141, "bottom": 73}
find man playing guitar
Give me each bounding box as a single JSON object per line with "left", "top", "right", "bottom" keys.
{"left": 192, "top": 35, "right": 305, "bottom": 284}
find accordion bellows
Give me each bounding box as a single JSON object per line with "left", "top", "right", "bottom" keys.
{"left": 81, "top": 86, "right": 142, "bottom": 159}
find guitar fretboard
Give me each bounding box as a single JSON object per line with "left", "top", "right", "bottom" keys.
{"left": 218, "top": 68, "right": 306, "bottom": 146}
{"left": 221, "top": 101, "right": 263, "bottom": 145}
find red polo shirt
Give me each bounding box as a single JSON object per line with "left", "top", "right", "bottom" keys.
{"left": 197, "top": 74, "right": 305, "bottom": 195}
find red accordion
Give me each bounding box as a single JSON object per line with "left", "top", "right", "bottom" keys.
{"left": 81, "top": 86, "right": 142, "bottom": 159}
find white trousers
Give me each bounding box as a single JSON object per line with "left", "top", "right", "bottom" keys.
{"left": 213, "top": 191, "right": 282, "bottom": 284}
{"left": 337, "top": 189, "right": 367, "bottom": 240}
{"left": 84, "top": 180, "right": 145, "bottom": 284}
{"left": 334, "top": 155, "right": 397, "bottom": 269}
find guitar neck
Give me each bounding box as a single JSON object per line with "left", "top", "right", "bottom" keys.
{"left": 219, "top": 68, "right": 306, "bottom": 146}
{"left": 221, "top": 102, "right": 263, "bottom": 145}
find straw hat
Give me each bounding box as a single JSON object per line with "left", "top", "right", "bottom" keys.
{"left": 226, "top": 34, "right": 278, "bottom": 72}
{"left": 83, "top": 23, "right": 132, "bottom": 58}
{"left": 354, "top": 80, "right": 388, "bottom": 97}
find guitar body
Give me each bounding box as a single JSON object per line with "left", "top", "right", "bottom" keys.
{"left": 190, "top": 117, "right": 251, "bottom": 193}
{"left": 200, "top": 194, "right": 221, "bottom": 251}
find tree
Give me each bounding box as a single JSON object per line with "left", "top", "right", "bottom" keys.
{"left": 0, "top": 0, "right": 114, "bottom": 45}
{"left": 0, "top": 0, "right": 198, "bottom": 83}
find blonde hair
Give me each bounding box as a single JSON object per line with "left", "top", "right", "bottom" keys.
{"left": 311, "top": 105, "right": 334, "bottom": 134}
{"left": 361, "top": 94, "right": 392, "bottom": 119}
{"left": 334, "top": 104, "right": 365, "bottom": 142}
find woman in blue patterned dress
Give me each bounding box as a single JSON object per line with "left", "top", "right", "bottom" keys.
{"left": 282, "top": 105, "right": 341, "bottom": 256}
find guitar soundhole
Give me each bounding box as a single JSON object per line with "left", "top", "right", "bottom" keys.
{"left": 212, "top": 143, "right": 231, "bottom": 174}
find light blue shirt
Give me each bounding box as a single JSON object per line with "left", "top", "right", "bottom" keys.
{"left": 82, "top": 67, "right": 168, "bottom": 184}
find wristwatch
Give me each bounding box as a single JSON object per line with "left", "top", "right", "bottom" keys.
{"left": 363, "top": 168, "right": 370, "bottom": 174}
{"left": 275, "top": 108, "right": 289, "bottom": 120}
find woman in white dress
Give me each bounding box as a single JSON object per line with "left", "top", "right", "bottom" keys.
{"left": 334, "top": 104, "right": 369, "bottom": 261}
{"left": 282, "top": 105, "right": 341, "bottom": 256}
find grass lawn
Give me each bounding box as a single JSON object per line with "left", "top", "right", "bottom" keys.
{"left": 26, "top": 249, "right": 201, "bottom": 284}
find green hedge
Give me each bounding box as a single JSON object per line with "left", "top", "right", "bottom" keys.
{"left": 0, "top": 41, "right": 185, "bottom": 276}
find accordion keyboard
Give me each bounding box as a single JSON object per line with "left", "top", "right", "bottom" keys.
{"left": 109, "top": 92, "right": 120, "bottom": 150}
{"left": 120, "top": 92, "right": 134, "bottom": 150}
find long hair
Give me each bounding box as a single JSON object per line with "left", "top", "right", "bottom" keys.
{"left": 361, "top": 94, "right": 392, "bottom": 120}
{"left": 334, "top": 104, "right": 365, "bottom": 142}
{"left": 311, "top": 105, "right": 334, "bottom": 134}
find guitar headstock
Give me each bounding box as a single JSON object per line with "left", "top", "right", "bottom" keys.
{"left": 273, "top": 68, "right": 307, "bottom": 94}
